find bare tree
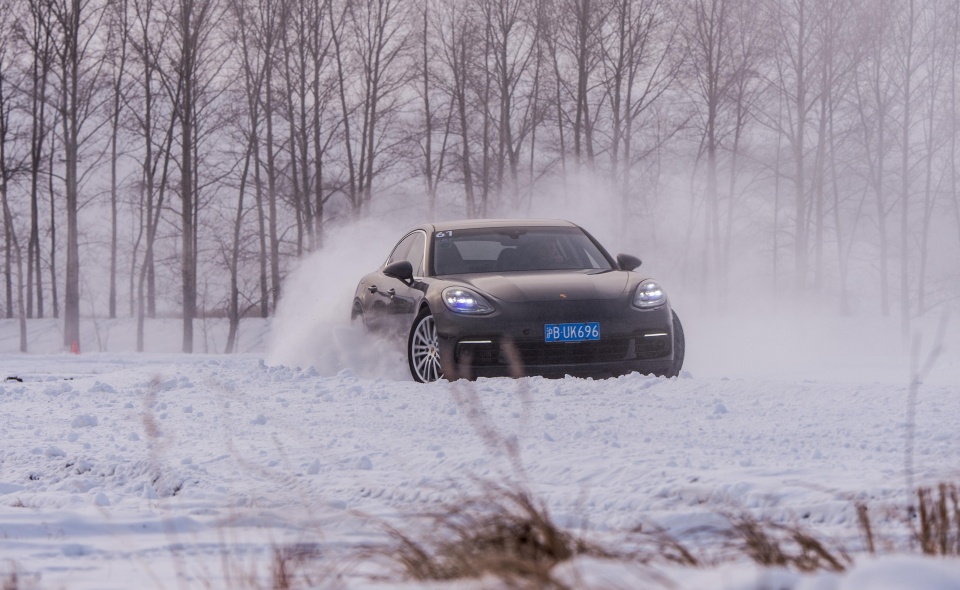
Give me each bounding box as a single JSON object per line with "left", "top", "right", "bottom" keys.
{"left": 274, "top": 0, "right": 336, "bottom": 253}
{"left": 331, "top": 0, "right": 410, "bottom": 217}
{"left": 280, "top": 0, "right": 308, "bottom": 253}
{"left": 20, "top": 0, "right": 55, "bottom": 320}
{"left": 717, "top": 0, "right": 766, "bottom": 282}
{"left": 46, "top": 112, "right": 59, "bottom": 319}
{"left": 127, "top": 0, "right": 160, "bottom": 320}
{"left": 229, "top": 0, "right": 270, "bottom": 317}
{"left": 895, "top": 0, "right": 924, "bottom": 335}
{"left": 107, "top": 0, "right": 129, "bottom": 319}
{"left": 771, "top": 0, "right": 820, "bottom": 292}
{"left": 171, "top": 0, "right": 219, "bottom": 352}
{"left": 1, "top": 10, "right": 29, "bottom": 348}
{"left": 435, "top": 0, "right": 481, "bottom": 217}
{"left": 485, "top": 0, "right": 539, "bottom": 208}
{"left": 0, "top": 115, "right": 28, "bottom": 349}
{"left": 224, "top": 127, "right": 252, "bottom": 354}
{"left": 818, "top": 0, "right": 860, "bottom": 314}
{"left": 258, "top": 0, "right": 281, "bottom": 313}
{"left": 128, "top": 0, "right": 180, "bottom": 349}
{"left": 47, "top": 0, "right": 110, "bottom": 350}
{"left": 307, "top": 0, "right": 337, "bottom": 247}
{"left": 915, "top": 0, "right": 949, "bottom": 315}
{"left": 950, "top": 0, "right": 960, "bottom": 258}
{"left": 562, "top": 0, "right": 606, "bottom": 172}
{"left": 601, "top": 0, "right": 683, "bottom": 238}
{"left": 854, "top": 0, "right": 897, "bottom": 316}
{"left": 682, "top": 0, "right": 735, "bottom": 292}
{"left": 416, "top": 0, "right": 452, "bottom": 219}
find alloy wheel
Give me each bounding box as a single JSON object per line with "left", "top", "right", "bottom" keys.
{"left": 410, "top": 313, "right": 443, "bottom": 382}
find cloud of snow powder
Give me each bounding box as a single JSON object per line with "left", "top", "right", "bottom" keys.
{"left": 266, "top": 217, "right": 412, "bottom": 379}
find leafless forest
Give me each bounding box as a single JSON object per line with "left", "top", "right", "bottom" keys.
{"left": 0, "top": 0, "right": 958, "bottom": 353}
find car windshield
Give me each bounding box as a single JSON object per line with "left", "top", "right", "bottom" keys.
{"left": 431, "top": 226, "right": 613, "bottom": 275}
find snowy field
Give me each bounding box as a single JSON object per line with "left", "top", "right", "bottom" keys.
{"left": 1, "top": 307, "right": 959, "bottom": 589}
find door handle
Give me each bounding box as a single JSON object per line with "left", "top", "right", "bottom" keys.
{"left": 367, "top": 285, "right": 378, "bottom": 294}
{"left": 386, "top": 288, "right": 396, "bottom": 298}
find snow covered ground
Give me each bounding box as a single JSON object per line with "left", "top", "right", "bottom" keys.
{"left": 1, "top": 306, "right": 959, "bottom": 589}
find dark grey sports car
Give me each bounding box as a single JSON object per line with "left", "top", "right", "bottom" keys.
{"left": 351, "top": 219, "right": 685, "bottom": 383}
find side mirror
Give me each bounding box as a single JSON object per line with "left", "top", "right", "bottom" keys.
{"left": 383, "top": 260, "right": 414, "bottom": 284}
{"left": 616, "top": 253, "right": 642, "bottom": 271}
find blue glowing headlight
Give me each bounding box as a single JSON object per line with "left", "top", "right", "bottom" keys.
{"left": 442, "top": 287, "right": 494, "bottom": 315}
{"left": 633, "top": 280, "right": 665, "bottom": 308}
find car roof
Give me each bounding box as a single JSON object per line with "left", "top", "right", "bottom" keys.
{"left": 424, "top": 218, "right": 578, "bottom": 233}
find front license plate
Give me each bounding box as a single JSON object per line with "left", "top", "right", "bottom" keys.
{"left": 544, "top": 322, "right": 600, "bottom": 342}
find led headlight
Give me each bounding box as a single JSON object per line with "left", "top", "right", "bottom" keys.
{"left": 442, "top": 287, "right": 494, "bottom": 315}
{"left": 633, "top": 280, "right": 665, "bottom": 308}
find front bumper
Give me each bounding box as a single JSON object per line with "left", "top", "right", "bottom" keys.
{"left": 433, "top": 298, "right": 675, "bottom": 379}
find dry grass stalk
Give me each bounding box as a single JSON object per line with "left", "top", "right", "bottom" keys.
{"left": 265, "top": 544, "right": 326, "bottom": 590}
{"left": 788, "top": 526, "right": 848, "bottom": 572}
{"left": 729, "top": 515, "right": 788, "bottom": 567}
{"left": 654, "top": 533, "right": 701, "bottom": 567}
{"left": 726, "top": 514, "right": 849, "bottom": 573}
{"left": 856, "top": 502, "right": 875, "bottom": 554}
{"left": 915, "top": 482, "right": 960, "bottom": 556}
{"left": 378, "top": 483, "right": 601, "bottom": 587}
{"left": 1, "top": 565, "right": 40, "bottom": 590}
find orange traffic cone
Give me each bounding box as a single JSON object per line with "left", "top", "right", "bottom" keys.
{"left": 71, "top": 339, "right": 80, "bottom": 354}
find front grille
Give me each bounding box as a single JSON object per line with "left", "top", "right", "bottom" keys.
{"left": 457, "top": 337, "right": 631, "bottom": 367}
{"left": 456, "top": 342, "right": 500, "bottom": 367}
{"left": 511, "top": 338, "right": 631, "bottom": 365}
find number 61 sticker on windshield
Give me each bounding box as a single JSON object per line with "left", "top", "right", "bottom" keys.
{"left": 544, "top": 322, "right": 600, "bottom": 342}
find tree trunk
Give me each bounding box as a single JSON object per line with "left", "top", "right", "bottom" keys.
{"left": 27, "top": 8, "right": 52, "bottom": 320}
{"left": 226, "top": 140, "right": 252, "bottom": 354}
{"left": 0, "top": 176, "right": 28, "bottom": 352}
{"left": 179, "top": 0, "right": 200, "bottom": 353}
{"left": 47, "top": 130, "right": 59, "bottom": 319}
{"left": 898, "top": 0, "right": 915, "bottom": 337}
{"left": 108, "top": 0, "right": 128, "bottom": 320}
{"left": 1, "top": 68, "right": 27, "bottom": 347}
{"left": 61, "top": 0, "right": 82, "bottom": 351}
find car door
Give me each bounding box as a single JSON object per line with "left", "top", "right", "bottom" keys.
{"left": 365, "top": 231, "right": 426, "bottom": 334}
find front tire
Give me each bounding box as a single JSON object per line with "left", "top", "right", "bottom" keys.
{"left": 650, "top": 311, "right": 685, "bottom": 378}
{"left": 663, "top": 311, "right": 685, "bottom": 377}
{"left": 408, "top": 308, "right": 444, "bottom": 383}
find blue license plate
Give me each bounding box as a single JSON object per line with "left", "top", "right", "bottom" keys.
{"left": 544, "top": 322, "right": 600, "bottom": 342}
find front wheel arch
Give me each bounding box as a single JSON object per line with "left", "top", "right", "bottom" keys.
{"left": 655, "top": 310, "right": 687, "bottom": 377}
{"left": 649, "top": 310, "right": 685, "bottom": 378}
{"left": 665, "top": 311, "right": 685, "bottom": 377}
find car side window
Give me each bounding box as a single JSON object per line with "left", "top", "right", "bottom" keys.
{"left": 386, "top": 234, "right": 416, "bottom": 266}
{"left": 405, "top": 232, "right": 426, "bottom": 276}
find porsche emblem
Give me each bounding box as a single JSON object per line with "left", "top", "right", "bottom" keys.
{"left": 559, "top": 293, "right": 567, "bottom": 299}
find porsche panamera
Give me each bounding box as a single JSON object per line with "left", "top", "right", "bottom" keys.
{"left": 351, "top": 219, "right": 685, "bottom": 383}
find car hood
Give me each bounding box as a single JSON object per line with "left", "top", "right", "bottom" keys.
{"left": 459, "top": 270, "right": 632, "bottom": 303}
